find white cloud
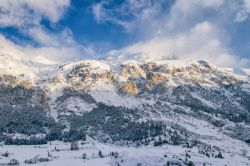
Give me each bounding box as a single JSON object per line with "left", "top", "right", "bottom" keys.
{"left": 0, "top": 0, "right": 70, "bottom": 27}
{"left": 117, "top": 21, "right": 248, "bottom": 67}
{"left": 235, "top": 10, "right": 249, "bottom": 22}
{"left": 104, "top": 0, "right": 249, "bottom": 67}
{"left": 0, "top": 0, "right": 77, "bottom": 57}
{"left": 25, "top": 0, "right": 70, "bottom": 23}
{"left": 25, "top": 27, "right": 75, "bottom": 47}
{"left": 92, "top": 1, "right": 132, "bottom": 32}
{"left": 0, "top": 0, "right": 96, "bottom": 62}
{"left": 0, "top": 34, "right": 95, "bottom": 63}
{"left": 245, "top": 0, "right": 250, "bottom": 8}
{"left": 92, "top": 1, "right": 107, "bottom": 23}
{"left": 172, "top": 0, "right": 223, "bottom": 14}
{"left": 166, "top": 0, "right": 225, "bottom": 30}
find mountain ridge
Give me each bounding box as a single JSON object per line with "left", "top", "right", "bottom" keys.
{"left": 0, "top": 51, "right": 250, "bottom": 165}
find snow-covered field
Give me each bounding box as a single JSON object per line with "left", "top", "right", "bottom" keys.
{"left": 0, "top": 138, "right": 249, "bottom": 166}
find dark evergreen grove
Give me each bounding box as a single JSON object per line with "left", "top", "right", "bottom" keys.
{"left": 0, "top": 86, "right": 60, "bottom": 144}
{"left": 0, "top": 86, "right": 169, "bottom": 145}
{"left": 68, "top": 103, "right": 167, "bottom": 143}
{"left": 0, "top": 86, "right": 84, "bottom": 144}
{"left": 0, "top": 83, "right": 250, "bottom": 145}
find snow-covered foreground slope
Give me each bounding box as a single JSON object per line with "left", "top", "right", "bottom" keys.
{"left": 0, "top": 138, "right": 249, "bottom": 166}
{"left": 0, "top": 50, "right": 250, "bottom": 165}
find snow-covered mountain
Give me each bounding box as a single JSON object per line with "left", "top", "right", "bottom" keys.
{"left": 0, "top": 50, "right": 250, "bottom": 166}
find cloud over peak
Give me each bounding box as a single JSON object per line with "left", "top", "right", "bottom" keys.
{"left": 111, "top": 21, "right": 245, "bottom": 67}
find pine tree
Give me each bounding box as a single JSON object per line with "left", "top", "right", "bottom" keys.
{"left": 98, "top": 150, "right": 103, "bottom": 158}
{"left": 217, "top": 152, "right": 223, "bottom": 158}
{"left": 82, "top": 153, "right": 87, "bottom": 159}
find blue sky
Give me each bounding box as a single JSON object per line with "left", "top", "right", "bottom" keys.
{"left": 0, "top": 0, "right": 250, "bottom": 67}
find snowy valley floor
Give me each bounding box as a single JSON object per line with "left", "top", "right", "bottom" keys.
{"left": 0, "top": 139, "right": 250, "bottom": 166}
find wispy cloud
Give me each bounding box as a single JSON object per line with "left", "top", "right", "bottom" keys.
{"left": 235, "top": 0, "right": 250, "bottom": 22}
{"left": 92, "top": 0, "right": 167, "bottom": 32}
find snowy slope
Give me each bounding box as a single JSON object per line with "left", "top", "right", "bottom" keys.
{"left": 0, "top": 138, "right": 249, "bottom": 166}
